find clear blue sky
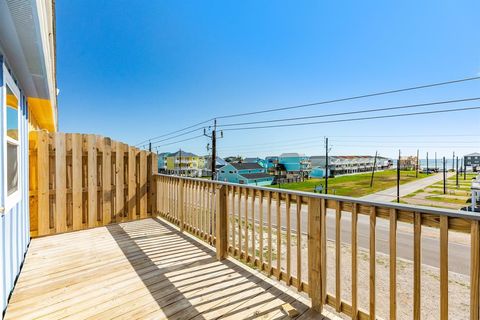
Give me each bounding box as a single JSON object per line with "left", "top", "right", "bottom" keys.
{"left": 57, "top": 0, "right": 480, "bottom": 159}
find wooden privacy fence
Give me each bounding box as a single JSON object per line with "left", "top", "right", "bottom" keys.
{"left": 29, "top": 131, "right": 158, "bottom": 237}
{"left": 155, "top": 174, "right": 480, "bottom": 320}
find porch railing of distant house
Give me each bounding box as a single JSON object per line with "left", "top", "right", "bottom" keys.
{"left": 155, "top": 173, "right": 480, "bottom": 320}
{"left": 29, "top": 131, "right": 158, "bottom": 237}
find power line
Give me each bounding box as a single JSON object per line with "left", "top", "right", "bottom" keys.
{"left": 144, "top": 127, "right": 206, "bottom": 146}
{"left": 217, "top": 97, "right": 480, "bottom": 128}
{"left": 222, "top": 106, "right": 480, "bottom": 131}
{"left": 136, "top": 76, "right": 480, "bottom": 144}
{"left": 216, "top": 76, "right": 480, "bottom": 119}
{"left": 135, "top": 119, "right": 212, "bottom": 146}
{"left": 151, "top": 135, "right": 204, "bottom": 148}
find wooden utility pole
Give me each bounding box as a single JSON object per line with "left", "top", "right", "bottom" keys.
{"left": 452, "top": 151, "right": 455, "bottom": 171}
{"left": 204, "top": 119, "right": 221, "bottom": 180}
{"left": 426, "top": 152, "right": 429, "bottom": 174}
{"left": 370, "top": 151, "right": 378, "bottom": 188}
{"left": 211, "top": 123, "right": 217, "bottom": 180}
{"left": 464, "top": 157, "right": 467, "bottom": 180}
{"left": 456, "top": 156, "right": 459, "bottom": 187}
{"left": 435, "top": 152, "right": 437, "bottom": 171}
{"left": 443, "top": 157, "right": 446, "bottom": 194}
{"left": 416, "top": 149, "right": 419, "bottom": 178}
{"left": 397, "top": 150, "right": 401, "bottom": 203}
{"left": 325, "top": 137, "right": 329, "bottom": 194}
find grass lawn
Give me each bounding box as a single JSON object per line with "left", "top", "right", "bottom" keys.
{"left": 272, "top": 170, "right": 428, "bottom": 197}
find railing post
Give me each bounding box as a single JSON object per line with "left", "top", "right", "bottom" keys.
{"left": 215, "top": 184, "right": 228, "bottom": 260}
{"left": 471, "top": 220, "right": 480, "bottom": 320}
{"left": 308, "top": 197, "right": 322, "bottom": 312}
{"left": 179, "top": 179, "right": 185, "bottom": 231}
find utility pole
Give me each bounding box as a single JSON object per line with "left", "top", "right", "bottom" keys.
{"left": 426, "top": 152, "right": 429, "bottom": 174}
{"left": 456, "top": 156, "right": 459, "bottom": 187}
{"left": 179, "top": 149, "right": 182, "bottom": 176}
{"left": 452, "top": 151, "right": 455, "bottom": 171}
{"left": 397, "top": 150, "right": 401, "bottom": 203}
{"left": 204, "top": 119, "right": 222, "bottom": 180}
{"left": 149, "top": 141, "right": 152, "bottom": 152}
{"left": 370, "top": 151, "right": 378, "bottom": 188}
{"left": 435, "top": 152, "right": 437, "bottom": 171}
{"left": 464, "top": 157, "right": 467, "bottom": 180}
{"left": 325, "top": 137, "right": 329, "bottom": 194}
{"left": 416, "top": 149, "right": 419, "bottom": 178}
{"left": 443, "top": 157, "right": 446, "bottom": 194}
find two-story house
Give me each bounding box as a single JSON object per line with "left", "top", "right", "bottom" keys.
{"left": 1, "top": 0, "right": 58, "bottom": 313}
{"left": 217, "top": 163, "right": 274, "bottom": 186}
{"left": 465, "top": 153, "right": 480, "bottom": 172}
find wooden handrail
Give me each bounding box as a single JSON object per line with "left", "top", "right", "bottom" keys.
{"left": 154, "top": 173, "right": 480, "bottom": 320}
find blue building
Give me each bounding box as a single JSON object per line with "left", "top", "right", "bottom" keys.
{"left": 244, "top": 157, "right": 268, "bottom": 169}
{"left": 1, "top": 1, "right": 58, "bottom": 314}
{"left": 157, "top": 152, "right": 171, "bottom": 172}
{"left": 279, "top": 153, "right": 310, "bottom": 172}
{"left": 309, "top": 167, "right": 327, "bottom": 178}
{"left": 217, "top": 163, "right": 274, "bottom": 186}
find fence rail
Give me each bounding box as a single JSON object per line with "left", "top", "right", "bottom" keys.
{"left": 155, "top": 173, "right": 480, "bottom": 320}
{"left": 29, "top": 131, "right": 157, "bottom": 237}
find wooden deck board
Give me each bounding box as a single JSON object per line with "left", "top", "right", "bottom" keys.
{"left": 5, "top": 218, "right": 338, "bottom": 320}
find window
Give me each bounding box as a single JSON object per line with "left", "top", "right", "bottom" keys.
{"left": 6, "top": 84, "right": 20, "bottom": 197}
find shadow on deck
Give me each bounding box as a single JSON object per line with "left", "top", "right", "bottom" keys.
{"left": 5, "top": 218, "right": 335, "bottom": 319}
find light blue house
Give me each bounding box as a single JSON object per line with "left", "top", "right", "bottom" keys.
{"left": 157, "top": 152, "right": 171, "bottom": 172}
{"left": 1, "top": 1, "right": 58, "bottom": 315}
{"left": 309, "top": 167, "right": 328, "bottom": 178}
{"left": 217, "top": 163, "right": 274, "bottom": 186}
{"left": 279, "top": 153, "right": 310, "bottom": 172}
{"left": 244, "top": 157, "right": 268, "bottom": 169}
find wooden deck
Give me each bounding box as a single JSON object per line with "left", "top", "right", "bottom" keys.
{"left": 4, "top": 218, "right": 338, "bottom": 320}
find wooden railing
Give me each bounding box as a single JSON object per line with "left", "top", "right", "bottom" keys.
{"left": 155, "top": 174, "right": 480, "bottom": 320}
{"left": 29, "top": 131, "right": 157, "bottom": 237}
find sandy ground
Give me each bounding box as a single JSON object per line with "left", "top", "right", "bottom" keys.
{"left": 229, "top": 219, "right": 470, "bottom": 320}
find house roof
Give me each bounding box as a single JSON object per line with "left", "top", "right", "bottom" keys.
{"left": 465, "top": 153, "right": 480, "bottom": 157}
{"left": 230, "top": 162, "right": 264, "bottom": 170}
{"left": 170, "top": 150, "right": 197, "bottom": 157}
{"left": 240, "top": 173, "right": 273, "bottom": 180}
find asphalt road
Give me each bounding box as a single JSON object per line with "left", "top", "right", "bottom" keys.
{"left": 228, "top": 187, "right": 470, "bottom": 276}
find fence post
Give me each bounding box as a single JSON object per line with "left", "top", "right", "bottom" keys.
{"left": 471, "top": 220, "right": 480, "bottom": 320}
{"left": 215, "top": 184, "right": 228, "bottom": 260}
{"left": 308, "top": 197, "right": 323, "bottom": 312}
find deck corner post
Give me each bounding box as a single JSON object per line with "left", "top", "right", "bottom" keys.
{"left": 308, "top": 196, "right": 323, "bottom": 312}
{"left": 215, "top": 184, "right": 228, "bottom": 260}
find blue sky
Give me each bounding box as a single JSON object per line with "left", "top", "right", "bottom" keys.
{"left": 57, "top": 0, "right": 480, "bottom": 159}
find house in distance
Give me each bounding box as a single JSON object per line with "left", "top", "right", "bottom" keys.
{"left": 217, "top": 162, "right": 274, "bottom": 186}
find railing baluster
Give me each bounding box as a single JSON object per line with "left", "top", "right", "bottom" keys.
{"left": 370, "top": 206, "right": 376, "bottom": 319}
{"left": 336, "top": 201, "right": 342, "bottom": 312}
{"left": 237, "top": 186, "right": 242, "bottom": 256}
{"left": 251, "top": 189, "right": 256, "bottom": 264}
{"left": 352, "top": 203, "right": 358, "bottom": 320}
{"left": 390, "top": 208, "right": 397, "bottom": 320}
{"left": 276, "top": 192, "right": 282, "bottom": 280}
{"left": 471, "top": 220, "right": 479, "bottom": 320}
{"left": 259, "top": 190, "right": 264, "bottom": 269}
{"left": 267, "top": 191, "right": 273, "bottom": 275}
{"left": 440, "top": 215, "right": 449, "bottom": 320}
{"left": 231, "top": 186, "right": 235, "bottom": 253}
{"left": 244, "top": 188, "right": 249, "bottom": 261}
{"left": 321, "top": 198, "right": 327, "bottom": 304}
{"left": 414, "top": 212, "right": 421, "bottom": 320}
{"left": 286, "top": 193, "right": 292, "bottom": 285}
{"left": 296, "top": 196, "right": 302, "bottom": 291}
